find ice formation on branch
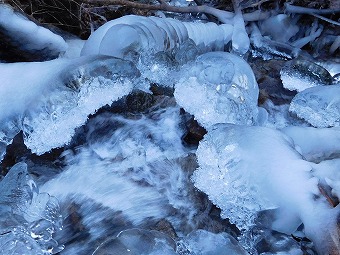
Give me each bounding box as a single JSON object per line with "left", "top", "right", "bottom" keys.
{"left": 0, "top": 162, "right": 63, "bottom": 254}
{"left": 0, "top": 55, "right": 139, "bottom": 157}
{"left": 174, "top": 52, "right": 259, "bottom": 128}
{"left": 289, "top": 84, "right": 340, "bottom": 127}
{"left": 0, "top": 4, "right": 67, "bottom": 61}
{"left": 81, "top": 15, "right": 233, "bottom": 59}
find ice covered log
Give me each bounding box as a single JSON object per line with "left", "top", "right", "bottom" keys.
{"left": 289, "top": 84, "right": 340, "bottom": 127}
{"left": 0, "top": 4, "right": 67, "bottom": 62}
{"left": 174, "top": 52, "right": 259, "bottom": 128}
{"left": 0, "top": 55, "right": 139, "bottom": 158}
{"left": 81, "top": 15, "right": 233, "bottom": 60}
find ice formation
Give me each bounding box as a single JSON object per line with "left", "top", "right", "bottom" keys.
{"left": 282, "top": 126, "right": 340, "bottom": 162}
{"left": 289, "top": 84, "right": 340, "bottom": 127}
{"left": 280, "top": 59, "right": 333, "bottom": 92}
{"left": 174, "top": 52, "right": 259, "bottom": 128}
{"left": 0, "top": 4, "right": 67, "bottom": 60}
{"left": 81, "top": 15, "right": 233, "bottom": 59}
{"left": 0, "top": 163, "right": 63, "bottom": 254}
{"left": 0, "top": 55, "right": 139, "bottom": 157}
{"left": 192, "top": 124, "right": 318, "bottom": 231}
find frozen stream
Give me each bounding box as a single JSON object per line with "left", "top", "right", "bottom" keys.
{"left": 1, "top": 5, "right": 340, "bottom": 255}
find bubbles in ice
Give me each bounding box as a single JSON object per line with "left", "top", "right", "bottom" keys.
{"left": 0, "top": 162, "right": 63, "bottom": 254}
{"left": 280, "top": 59, "right": 333, "bottom": 92}
{"left": 289, "top": 84, "right": 340, "bottom": 127}
{"left": 174, "top": 52, "right": 259, "bottom": 129}
{"left": 192, "top": 124, "right": 317, "bottom": 232}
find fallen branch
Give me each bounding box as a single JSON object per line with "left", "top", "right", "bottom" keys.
{"left": 83, "top": 0, "right": 275, "bottom": 23}
{"left": 285, "top": 3, "right": 340, "bottom": 15}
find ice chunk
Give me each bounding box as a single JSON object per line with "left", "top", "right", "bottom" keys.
{"left": 232, "top": 11, "right": 250, "bottom": 55}
{"left": 280, "top": 59, "right": 333, "bottom": 92}
{"left": 93, "top": 229, "right": 176, "bottom": 255}
{"left": 282, "top": 126, "right": 340, "bottom": 162}
{"left": 0, "top": 4, "right": 67, "bottom": 61}
{"left": 192, "top": 124, "right": 317, "bottom": 232}
{"left": 178, "top": 229, "right": 248, "bottom": 255}
{"left": 289, "top": 84, "right": 340, "bottom": 127}
{"left": 174, "top": 52, "right": 259, "bottom": 128}
{"left": 0, "top": 163, "right": 63, "bottom": 254}
{"left": 0, "top": 55, "right": 139, "bottom": 157}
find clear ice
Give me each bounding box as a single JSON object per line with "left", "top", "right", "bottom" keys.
{"left": 0, "top": 163, "right": 63, "bottom": 254}
{"left": 174, "top": 52, "right": 259, "bottom": 128}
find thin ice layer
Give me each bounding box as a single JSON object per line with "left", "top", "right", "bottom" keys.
{"left": 192, "top": 124, "right": 317, "bottom": 232}
{"left": 289, "top": 84, "right": 340, "bottom": 127}
{"left": 174, "top": 52, "right": 259, "bottom": 128}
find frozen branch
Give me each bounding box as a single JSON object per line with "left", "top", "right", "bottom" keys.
{"left": 285, "top": 3, "right": 340, "bottom": 15}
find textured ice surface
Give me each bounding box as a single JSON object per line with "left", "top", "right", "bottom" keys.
{"left": 0, "top": 4, "right": 67, "bottom": 60}
{"left": 93, "top": 229, "right": 176, "bottom": 255}
{"left": 174, "top": 52, "right": 259, "bottom": 128}
{"left": 0, "top": 163, "right": 63, "bottom": 254}
{"left": 289, "top": 84, "right": 340, "bottom": 127}
{"left": 178, "top": 229, "right": 248, "bottom": 255}
{"left": 192, "top": 124, "right": 317, "bottom": 232}
{"left": 81, "top": 15, "right": 232, "bottom": 59}
{"left": 0, "top": 56, "right": 139, "bottom": 156}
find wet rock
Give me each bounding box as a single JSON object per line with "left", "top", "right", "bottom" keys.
{"left": 151, "top": 219, "right": 178, "bottom": 240}
{"left": 182, "top": 114, "right": 207, "bottom": 146}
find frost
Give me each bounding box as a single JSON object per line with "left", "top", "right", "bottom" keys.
{"left": 289, "top": 84, "right": 340, "bottom": 127}
{"left": 0, "top": 163, "right": 63, "bottom": 254}
{"left": 174, "top": 52, "right": 259, "bottom": 128}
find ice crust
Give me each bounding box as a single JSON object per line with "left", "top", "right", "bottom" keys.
{"left": 174, "top": 52, "right": 259, "bottom": 128}
{"left": 192, "top": 124, "right": 318, "bottom": 232}
{"left": 0, "top": 55, "right": 139, "bottom": 156}
{"left": 289, "top": 84, "right": 340, "bottom": 127}
{"left": 0, "top": 163, "right": 63, "bottom": 254}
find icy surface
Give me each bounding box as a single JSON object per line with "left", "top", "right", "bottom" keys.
{"left": 0, "top": 4, "right": 67, "bottom": 59}
{"left": 0, "top": 56, "right": 139, "bottom": 156}
{"left": 0, "top": 163, "right": 63, "bottom": 254}
{"left": 192, "top": 124, "right": 318, "bottom": 232}
{"left": 289, "top": 84, "right": 340, "bottom": 127}
{"left": 175, "top": 52, "right": 259, "bottom": 128}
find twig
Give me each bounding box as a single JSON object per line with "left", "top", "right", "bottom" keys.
{"left": 312, "top": 13, "right": 340, "bottom": 26}
{"left": 285, "top": 3, "right": 340, "bottom": 15}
